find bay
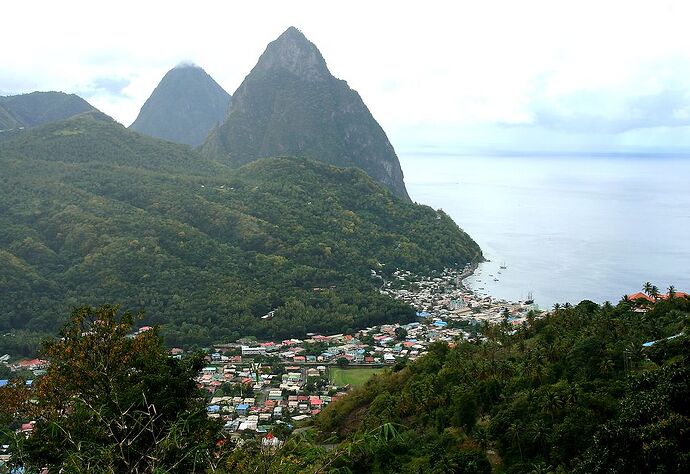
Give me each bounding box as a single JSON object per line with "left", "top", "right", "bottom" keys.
{"left": 400, "top": 152, "right": 690, "bottom": 309}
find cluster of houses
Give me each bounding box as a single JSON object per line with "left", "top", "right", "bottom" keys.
{"left": 0, "top": 357, "right": 48, "bottom": 393}
{"left": 1, "top": 266, "right": 542, "bottom": 448}
{"left": 379, "top": 268, "right": 539, "bottom": 327}
{"left": 195, "top": 361, "right": 348, "bottom": 436}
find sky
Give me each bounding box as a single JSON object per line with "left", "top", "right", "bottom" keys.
{"left": 3, "top": 0, "right": 690, "bottom": 153}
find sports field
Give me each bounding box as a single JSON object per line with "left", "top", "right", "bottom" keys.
{"left": 329, "top": 367, "right": 385, "bottom": 387}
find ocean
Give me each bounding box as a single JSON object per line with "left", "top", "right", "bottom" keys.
{"left": 400, "top": 152, "right": 690, "bottom": 309}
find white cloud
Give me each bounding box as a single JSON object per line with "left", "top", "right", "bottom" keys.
{"left": 2, "top": 0, "right": 690, "bottom": 151}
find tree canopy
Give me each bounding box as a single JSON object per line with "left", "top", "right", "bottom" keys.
{"left": 0, "top": 305, "right": 220, "bottom": 473}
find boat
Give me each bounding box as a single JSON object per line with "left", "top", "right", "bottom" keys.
{"left": 493, "top": 278, "right": 499, "bottom": 282}
{"left": 525, "top": 291, "right": 534, "bottom": 304}
{"left": 499, "top": 261, "right": 507, "bottom": 269}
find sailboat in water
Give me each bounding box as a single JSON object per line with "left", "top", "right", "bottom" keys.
{"left": 499, "top": 261, "right": 507, "bottom": 269}
{"left": 525, "top": 291, "right": 534, "bottom": 305}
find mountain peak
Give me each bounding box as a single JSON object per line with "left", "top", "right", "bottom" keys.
{"left": 130, "top": 64, "right": 231, "bottom": 146}
{"left": 202, "top": 28, "right": 411, "bottom": 201}
{"left": 255, "top": 27, "right": 329, "bottom": 81}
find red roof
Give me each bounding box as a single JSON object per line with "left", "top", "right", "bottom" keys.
{"left": 627, "top": 291, "right": 689, "bottom": 302}
{"left": 660, "top": 292, "right": 689, "bottom": 299}
{"left": 18, "top": 358, "right": 47, "bottom": 368}
{"left": 627, "top": 292, "right": 654, "bottom": 302}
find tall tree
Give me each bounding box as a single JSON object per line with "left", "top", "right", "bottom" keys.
{"left": 0, "top": 305, "right": 221, "bottom": 473}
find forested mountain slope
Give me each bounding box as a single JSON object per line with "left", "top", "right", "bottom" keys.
{"left": 0, "top": 113, "right": 481, "bottom": 355}
{"left": 313, "top": 296, "right": 690, "bottom": 473}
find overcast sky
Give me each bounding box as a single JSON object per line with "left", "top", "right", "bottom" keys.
{"left": 4, "top": 0, "right": 690, "bottom": 153}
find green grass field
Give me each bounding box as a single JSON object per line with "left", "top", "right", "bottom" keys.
{"left": 329, "top": 367, "right": 386, "bottom": 387}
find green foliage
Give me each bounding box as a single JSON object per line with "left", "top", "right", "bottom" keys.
{"left": 0, "top": 305, "right": 221, "bottom": 473}
{"left": 0, "top": 91, "right": 94, "bottom": 129}
{"left": 0, "top": 115, "right": 481, "bottom": 354}
{"left": 314, "top": 295, "right": 690, "bottom": 472}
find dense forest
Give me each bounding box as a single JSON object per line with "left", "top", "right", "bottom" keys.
{"left": 0, "top": 112, "right": 481, "bottom": 355}
{"left": 307, "top": 295, "right": 690, "bottom": 473}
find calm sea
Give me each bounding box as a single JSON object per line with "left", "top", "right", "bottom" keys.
{"left": 399, "top": 152, "right": 690, "bottom": 309}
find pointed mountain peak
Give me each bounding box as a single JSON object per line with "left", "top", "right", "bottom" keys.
{"left": 130, "top": 64, "right": 231, "bottom": 146}
{"left": 255, "top": 27, "right": 330, "bottom": 81}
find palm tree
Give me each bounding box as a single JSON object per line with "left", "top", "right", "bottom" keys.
{"left": 668, "top": 285, "right": 676, "bottom": 299}
{"left": 650, "top": 285, "right": 660, "bottom": 301}
{"left": 563, "top": 302, "right": 572, "bottom": 309}
{"left": 564, "top": 383, "right": 580, "bottom": 406}
{"left": 507, "top": 423, "right": 523, "bottom": 461}
{"left": 552, "top": 303, "right": 561, "bottom": 312}
{"left": 599, "top": 358, "right": 614, "bottom": 376}
{"left": 541, "top": 390, "right": 562, "bottom": 422}
{"left": 530, "top": 422, "right": 548, "bottom": 455}
{"left": 530, "top": 462, "right": 555, "bottom": 474}
{"left": 643, "top": 282, "right": 654, "bottom": 296}
{"left": 624, "top": 341, "right": 643, "bottom": 372}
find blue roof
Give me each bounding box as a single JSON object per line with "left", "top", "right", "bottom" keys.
{"left": 0, "top": 380, "right": 8, "bottom": 387}
{"left": 643, "top": 332, "right": 684, "bottom": 348}
{"left": 207, "top": 405, "right": 221, "bottom": 412}
{"left": 433, "top": 321, "right": 448, "bottom": 327}
{"left": 416, "top": 311, "right": 431, "bottom": 318}
{"left": 237, "top": 403, "right": 249, "bottom": 410}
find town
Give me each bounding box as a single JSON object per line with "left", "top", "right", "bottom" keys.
{"left": 187, "top": 267, "right": 539, "bottom": 440}
{"left": 0, "top": 267, "right": 540, "bottom": 452}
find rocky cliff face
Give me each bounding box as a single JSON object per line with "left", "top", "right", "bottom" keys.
{"left": 202, "top": 27, "right": 410, "bottom": 201}
{"left": 130, "top": 64, "right": 231, "bottom": 147}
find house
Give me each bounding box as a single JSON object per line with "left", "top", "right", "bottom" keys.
{"left": 626, "top": 292, "right": 654, "bottom": 303}
{"left": 241, "top": 346, "right": 267, "bottom": 357}
{"left": 262, "top": 432, "right": 281, "bottom": 448}
{"left": 236, "top": 404, "right": 250, "bottom": 416}
{"left": 268, "top": 390, "right": 283, "bottom": 401}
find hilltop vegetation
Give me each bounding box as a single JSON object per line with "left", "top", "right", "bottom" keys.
{"left": 311, "top": 296, "right": 690, "bottom": 473}
{"left": 0, "top": 91, "right": 95, "bottom": 130}
{"left": 0, "top": 113, "right": 481, "bottom": 355}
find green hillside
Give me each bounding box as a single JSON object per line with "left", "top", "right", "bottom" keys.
{"left": 0, "top": 91, "right": 95, "bottom": 128}
{"left": 313, "top": 297, "right": 690, "bottom": 473}
{"left": 0, "top": 113, "right": 481, "bottom": 355}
